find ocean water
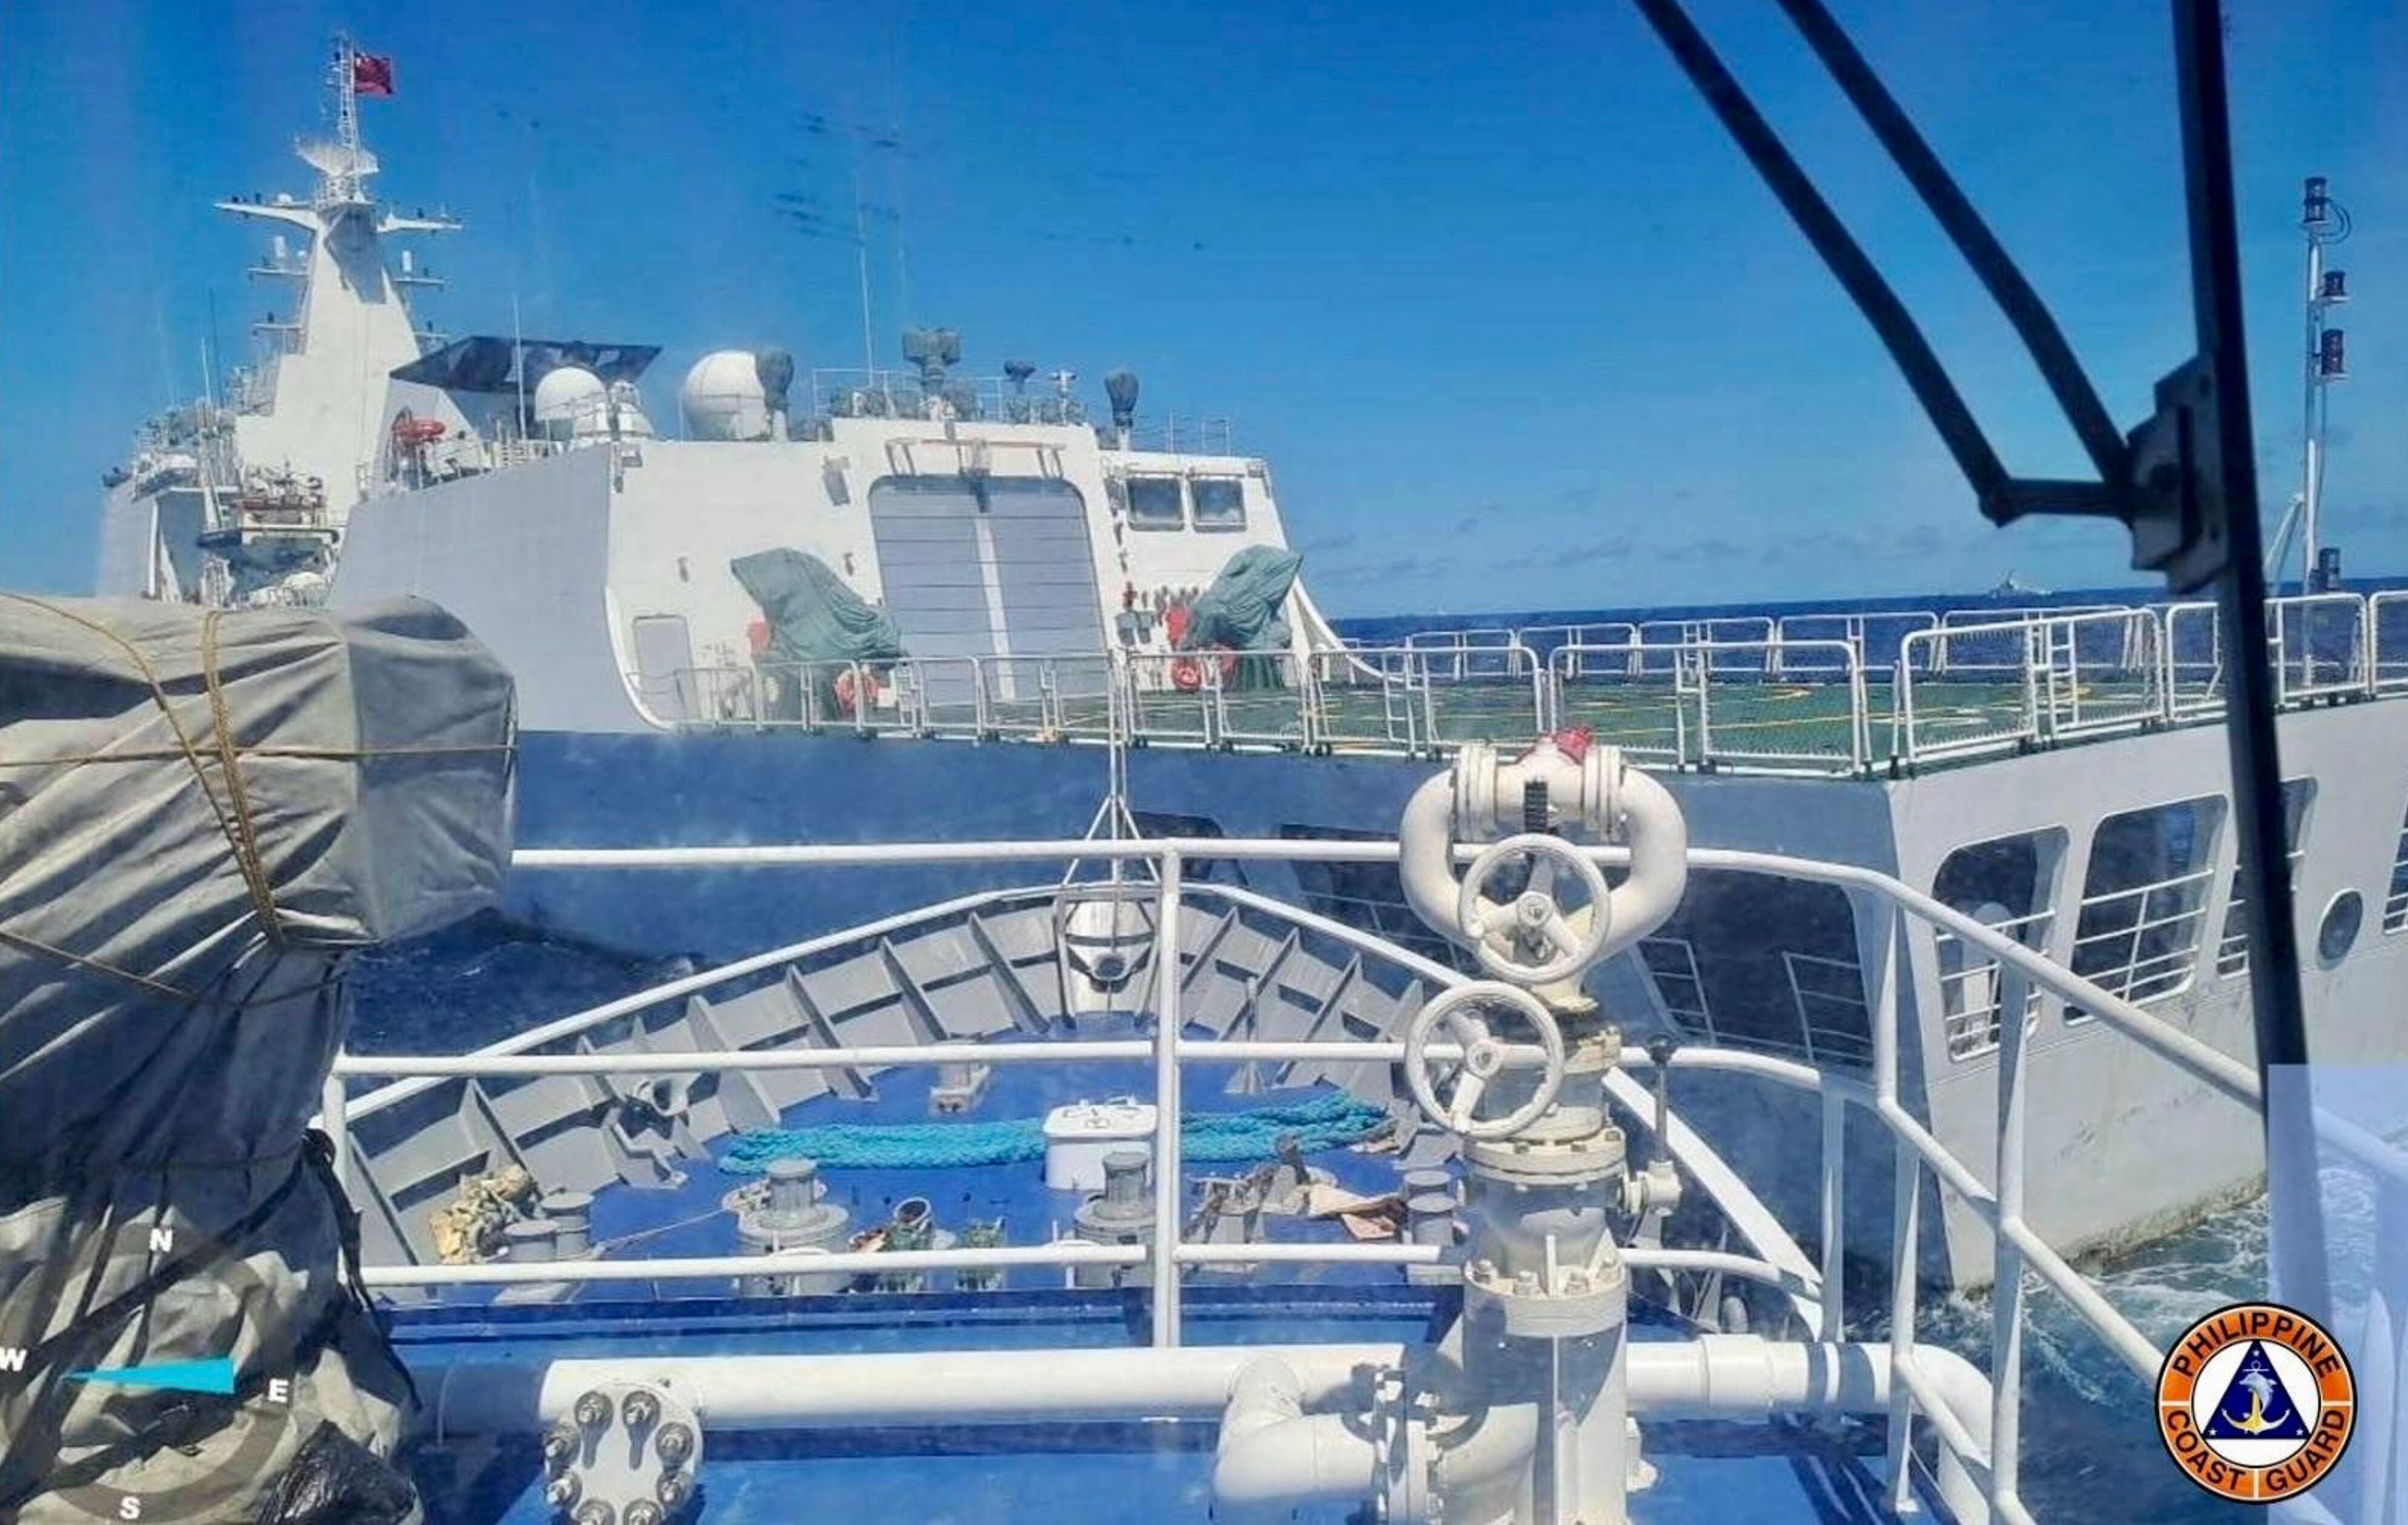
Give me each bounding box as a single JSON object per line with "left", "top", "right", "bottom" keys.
{"left": 346, "top": 579, "right": 2408, "bottom": 1521}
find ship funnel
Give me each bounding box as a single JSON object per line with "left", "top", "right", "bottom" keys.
{"left": 1104, "top": 369, "right": 1139, "bottom": 447}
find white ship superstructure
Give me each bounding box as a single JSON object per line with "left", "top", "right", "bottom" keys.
{"left": 96, "top": 36, "right": 457, "bottom": 609}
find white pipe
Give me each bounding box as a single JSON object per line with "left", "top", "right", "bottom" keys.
{"left": 1626, "top": 1336, "right": 1986, "bottom": 1427}
{"left": 1152, "top": 849, "right": 1185, "bottom": 1347}
{"left": 422, "top": 1334, "right": 1989, "bottom": 1437}
{"left": 362, "top": 1242, "right": 1140, "bottom": 1289}
{"left": 338, "top": 1039, "right": 1151, "bottom": 1079}
{"left": 422, "top": 1343, "right": 1408, "bottom": 1440}
{"left": 1212, "top": 1357, "right": 1389, "bottom": 1525}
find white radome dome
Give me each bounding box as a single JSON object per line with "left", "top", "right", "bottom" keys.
{"left": 680, "top": 350, "right": 768, "bottom": 441}
{"left": 532, "top": 365, "right": 607, "bottom": 433}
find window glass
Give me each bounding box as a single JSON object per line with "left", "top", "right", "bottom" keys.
{"left": 1125, "top": 476, "right": 1183, "bottom": 529}
{"left": 2068, "top": 797, "right": 2224, "bottom": 1011}
{"left": 1191, "top": 477, "right": 1245, "bottom": 530}
{"left": 1931, "top": 830, "right": 2065, "bottom": 1059}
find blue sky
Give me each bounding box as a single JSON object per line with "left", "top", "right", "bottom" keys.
{"left": 2, "top": 0, "right": 2401, "bottom": 616}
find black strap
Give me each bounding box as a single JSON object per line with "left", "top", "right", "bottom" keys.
{"left": 299, "top": 1129, "right": 419, "bottom": 1410}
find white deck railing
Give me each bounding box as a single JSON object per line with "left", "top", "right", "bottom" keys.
{"left": 656, "top": 591, "right": 2408, "bottom": 778}
{"left": 327, "top": 832, "right": 2408, "bottom": 1525}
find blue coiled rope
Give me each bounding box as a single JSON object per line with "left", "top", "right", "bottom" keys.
{"left": 719, "top": 1089, "right": 1391, "bottom": 1175}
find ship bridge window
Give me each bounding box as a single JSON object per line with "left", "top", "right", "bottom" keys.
{"left": 2067, "top": 796, "right": 2223, "bottom": 1015}
{"left": 2215, "top": 779, "right": 2315, "bottom": 978}
{"left": 1191, "top": 477, "right": 1246, "bottom": 530}
{"left": 1125, "top": 475, "right": 1185, "bottom": 530}
{"left": 2382, "top": 790, "right": 2408, "bottom": 936}
{"left": 1635, "top": 871, "right": 1869, "bottom": 1069}
{"left": 1930, "top": 830, "right": 2067, "bottom": 1061}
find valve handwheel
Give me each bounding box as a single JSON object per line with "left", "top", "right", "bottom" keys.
{"left": 1402, "top": 981, "right": 1567, "bottom": 1140}
{"left": 1455, "top": 832, "right": 1612, "bottom": 985}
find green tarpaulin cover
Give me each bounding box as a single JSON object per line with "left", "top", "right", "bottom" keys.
{"left": 1182, "top": 546, "right": 1301, "bottom": 690}
{"left": 732, "top": 549, "right": 906, "bottom": 718}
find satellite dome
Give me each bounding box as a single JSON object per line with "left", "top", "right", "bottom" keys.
{"left": 532, "top": 365, "right": 607, "bottom": 439}
{"left": 680, "top": 350, "right": 770, "bottom": 441}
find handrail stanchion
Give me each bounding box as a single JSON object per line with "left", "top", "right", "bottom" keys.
{"left": 1417, "top": 654, "right": 1438, "bottom": 753}
{"left": 1520, "top": 642, "right": 1549, "bottom": 734}
{"left": 1152, "top": 848, "right": 1185, "bottom": 1347}
{"left": 1872, "top": 906, "right": 1920, "bottom": 1515}
{"left": 1850, "top": 649, "right": 1871, "bottom": 772}
{"left": 1992, "top": 958, "right": 2033, "bottom": 1518}
{"left": 2021, "top": 621, "right": 2043, "bottom": 744}
{"left": 1695, "top": 647, "right": 1717, "bottom": 765}
{"left": 321, "top": 1069, "right": 349, "bottom": 1181}
{"left": 1818, "top": 1089, "right": 1845, "bottom": 1344}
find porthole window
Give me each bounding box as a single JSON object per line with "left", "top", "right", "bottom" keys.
{"left": 2318, "top": 890, "right": 2364, "bottom": 967}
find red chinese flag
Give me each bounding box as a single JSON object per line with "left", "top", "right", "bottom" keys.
{"left": 353, "top": 53, "right": 395, "bottom": 98}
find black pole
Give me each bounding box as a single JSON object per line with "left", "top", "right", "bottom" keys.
{"left": 1625, "top": 0, "right": 2012, "bottom": 505}
{"left": 2170, "top": 0, "right": 2328, "bottom": 1316}
{"left": 1772, "top": 0, "right": 2129, "bottom": 486}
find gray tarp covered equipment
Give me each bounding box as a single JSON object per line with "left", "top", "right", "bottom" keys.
{"left": 0, "top": 595, "right": 515, "bottom": 1523}
{"left": 1181, "top": 546, "right": 1302, "bottom": 690}
{"left": 731, "top": 548, "right": 906, "bottom": 720}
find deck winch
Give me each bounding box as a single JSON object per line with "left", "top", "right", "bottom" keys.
{"left": 1072, "top": 1149, "right": 1157, "bottom": 1288}
{"left": 730, "top": 1158, "right": 852, "bottom": 1295}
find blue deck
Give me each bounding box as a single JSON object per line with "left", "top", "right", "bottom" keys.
{"left": 387, "top": 1047, "right": 1955, "bottom": 1521}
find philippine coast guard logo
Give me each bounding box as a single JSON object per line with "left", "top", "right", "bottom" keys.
{"left": 2158, "top": 1301, "right": 2353, "bottom": 1502}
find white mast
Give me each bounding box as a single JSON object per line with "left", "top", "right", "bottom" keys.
{"left": 2297, "top": 176, "right": 2350, "bottom": 593}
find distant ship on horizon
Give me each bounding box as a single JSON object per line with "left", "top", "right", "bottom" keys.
{"left": 1986, "top": 569, "right": 2050, "bottom": 599}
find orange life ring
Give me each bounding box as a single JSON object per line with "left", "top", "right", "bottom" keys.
{"left": 833, "top": 669, "right": 859, "bottom": 714}
{"left": 1170, "top": 656, "right": 1203, "bottom": 692}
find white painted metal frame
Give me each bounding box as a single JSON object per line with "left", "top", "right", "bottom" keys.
{"left": 1935, "top": 907, "right": 2052, "bottom": 1061}
{"left": 1546, "top": 644, "right": 1688, "bottom": 766}
{"left": 2372, "top": 590, "right": 2408, "bottom": 694}
{"left": 1636, "top": 935, "right": 1715, "bottom": 1044}
{"left": 1690, "top": 638, "right": 1871, "bottom": 772}
{"left": 2386, "top": 793, "right": 2408, "bottom": 937}
{"left": 1512, "top": 622, "right": 1641, "bottom": 676}
{"left": 654, "top": 593, "right": 2406, "bottom": 780}
{"left": 2066, "top": 862, "right": 2218, "bottom": 1012}
{"left": 2269, "top": 592, "right": 2369, "bottom": 703}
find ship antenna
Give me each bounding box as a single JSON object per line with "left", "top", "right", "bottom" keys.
{"left": 852, "top": 148, "right": 877, "bottom": 376}
{"left": 323, "top": 32, "right": 365, "bottom": 205}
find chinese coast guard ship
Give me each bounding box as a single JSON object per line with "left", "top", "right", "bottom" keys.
{"left": 85, "top": 41, "right": 2408, "bottom": 1302}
